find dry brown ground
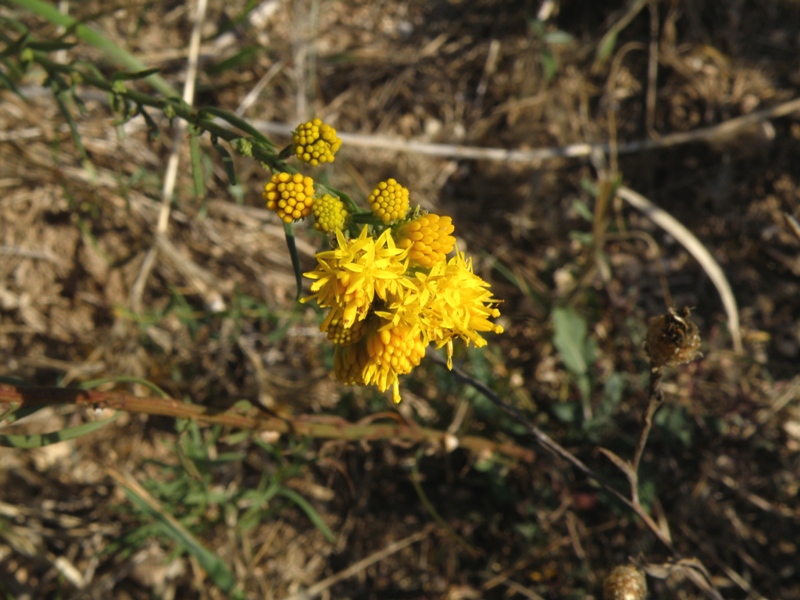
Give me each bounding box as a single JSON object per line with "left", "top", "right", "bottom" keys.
{"left": 2, "top": 1, "right": 800, "bottom": 599}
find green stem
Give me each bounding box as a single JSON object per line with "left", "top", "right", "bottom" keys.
{"left": 32, "top": 52, "right": 283, "bottom": 167}
{"left": 9, "top": 0, "right": 177, "bottom": 97}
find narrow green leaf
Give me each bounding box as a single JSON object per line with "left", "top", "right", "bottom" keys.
{"left": 137, "top": 105, "right": 160, "bottom": 141}
{"left": 78, "top": 376, "right": 169, "bottom": 397}
{"left": 27, "top": 40, "right": 78, "bottom": 52}
{"left": 212, "top": 140, "right": 238, "bottom": 186}
{"left": 121, "top": 487, "right": 237, "bottom": 592}
{"left": 0, "top": 404, "right": 44, "bottom": 425}
{"left": 110, "top": 67, "right": 163, "bottom": 81}
{"left": 0, "top": 69, "right": 22, "bottom": 96}
{"left": 596, "top": 30, "right": 618, "bottom": 64}
{"left": 552, "top": 307, "right": 588, "bottom": 376}
{"left": 189, "top": 132, "right": 205, "bottom": 201}
{"left": 7, "top": 0, "right": 177, "bottom": 98}
{"left": 276, "top": 487, "right": 335, "bottom": 543}
{"left": 0, "top": 32, "right": 29, "bottom": 58}
{"left": 0, "top": 413, "right": 120, "bottom": 448}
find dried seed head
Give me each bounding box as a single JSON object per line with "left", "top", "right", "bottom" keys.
{"left": 603, "top": 564, "right": 647, "bottom": 600}
{"left": 644, "top": 306, "right": 702, "bottom": 369}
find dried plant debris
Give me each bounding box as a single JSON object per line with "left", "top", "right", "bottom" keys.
{"left": 603, "top": 564, "right": 648, "bottom": 600}
{"left": 644, "top": 306, "right": 703, "bottom": 369}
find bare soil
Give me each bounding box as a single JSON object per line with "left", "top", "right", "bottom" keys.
{"left": 2, "top": 1, "right": 800, "bottom": 599}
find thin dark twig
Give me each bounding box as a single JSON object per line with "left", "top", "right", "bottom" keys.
{"left": 630, "top": 367, "right": 665, "bottom": 505}
{"left": 427, "top": 350, "right": 677, "bottom": 555}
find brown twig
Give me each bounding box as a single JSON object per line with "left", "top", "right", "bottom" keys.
{"left": 0, "top": 384, "right": 534, "bottom": 464}
{"left": 630, "top": 367, "right": 665, "bottom": 505}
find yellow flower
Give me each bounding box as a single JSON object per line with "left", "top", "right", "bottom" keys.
{"left": 263, "top": 172, "right": 315, "bottom": 223}
{"left": 333, "top": 315, "right": 425, "bottom": 403}
{"left": 313, "top": 193, "right": 350, "bottom": 233}
{"left": 292, "top": 118, "right": 342, "bottom": 166}
{"left": 367, "top": 178, "right": 410, "bottom": 224}
{"left": 395, "top": 213, "right": 456, "bottom": 267}
{"left": 302, "top": 226, "right": 413, "bottom": 328}
{"left": 325, "top": 315, "right": 367, "bottom": 346}
{"left": 385, "top": 251, "right": 503, "bottom": 368}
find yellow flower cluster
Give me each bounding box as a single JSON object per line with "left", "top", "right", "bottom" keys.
{"left": 367, "top": 179, "right": 410, "bottom": 224}
{"left": 292, "top": 118, "right": 342, "bottom": 166}
{"left": 395, "top": 213, "right": 455, "bottom": 268}
{"left": 262, "top": 172, "right": 315, "bottom": 223}
{"left": 303, "top": 224, "right": 503, "bottom": 403}
{"left": 262, "top": 120, "right": 502, "bottom": 403}
{"left": 313, "top": 193, "right": 350, "bottom": 233}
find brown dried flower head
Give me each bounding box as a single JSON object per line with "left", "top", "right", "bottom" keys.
{"left": 644, "top": 306, "right": 702, "bottom": 369}
{"left": 603, "top": 564, "right": 647, "bottom": 600}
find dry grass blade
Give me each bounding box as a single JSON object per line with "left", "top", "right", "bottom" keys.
{"left": 251, "top": 94, "right": 800, "bottom": 164}
{"left": 130, "top": 0, "right": 210, "bottom": 313}
{"left": 616, "top": 185, "right": 742, "bottom": 353}
{"left": 283, "top": 528, "right": 431, "bottom": 600}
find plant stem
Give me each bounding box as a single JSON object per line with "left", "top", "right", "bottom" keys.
{"left": 0, "top": 384, "right": 535, "bottom": 463}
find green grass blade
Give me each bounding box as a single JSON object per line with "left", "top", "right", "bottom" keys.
{"left": 77, "top": 376, "right": 170, "bottom": 397}
{"left": 120, "top": 483, "right": 237, "bottom": 593}
{"left": 0, "top": 413, "right": 120, "bottom": 448}
{"left": 276, "top": 487, "right": 335, "bottom": 543}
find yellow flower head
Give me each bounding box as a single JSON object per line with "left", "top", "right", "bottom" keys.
{"left": 292, "top": 118, "right": 342, "bottom": 166}
{"left": 395, "top": 213, "right": 456, "bottom": 268}
{"left": 333, "top": 316, "right": 425, "bottom": 403}
{"left": 313, "top": 193, "right": 350, "bottom": 233}
{"left": 263, "top": 172, "right": 315, "bottom": 223}
{"left": 367, "top": 178, "right": 410, "bottom": 224}
{"left": 385, "top": 251, "right": 503, "bottom": 368}
{"left": 325, "top": 315, "right": 367, "bottom": 346}
{"left": 302, "top": 226, "right": 413, "bottom": 328}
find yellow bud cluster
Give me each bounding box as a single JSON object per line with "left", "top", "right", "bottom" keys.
{"left": 326, "top": 317, "right": 366, "bottom": 346}
{"left": 263, "top": 172, "right": 315, "bottom": 223}
{"left": 367, "top": 178, "right": 410, "bottom": 224}
{"left": 333, "top": 344, "right": 369, "bottom": 386}
{"left": 366, "top": 325, "right": 426, "bottom": 380}
{"left": 363, "top": 323, "right": 426, "bottom": 403}
{"left": 313, "top": 193, "right": 349, "bottom": 233}
{"left": 292, "top": 118, "right": 342, "bottom": 166}
{"left": 396, "top": 213, "right": 456, "bottom": 267}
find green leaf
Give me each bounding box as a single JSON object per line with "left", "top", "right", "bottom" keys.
{"left": 0, "top": 32, "right": 29, "bottom": 58}
{"left": 0, "top": 413, "right": 120, "bottom": 448}
{"left": 7, "top": 0, "right": 177, "bottom": 97}
{"left": 596, "top": 30, "right": 618, "bottom": 64}
{"left": 189, "top": 132, "right": 205, "bottom": 201}
{"left": 212, "top": 140, "right": 238, "bottom": 186}
{"left": 552, "top": 307, "right": 588, "bottom": 376}
{"left": 277, "top": 487, "right": 335, "bottom": 543}
{"left": 110, "top": 68, "right": 162, "bottom": 81}
{"left": 27, "top": 40, "right": 78, "bottom": 52}
{"left": 78, "top": 376, "right": 169, "bottom": 397}
{"left": 121, "top": 487, "right": 237, "bottom": 593}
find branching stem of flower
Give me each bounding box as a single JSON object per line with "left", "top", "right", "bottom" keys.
{"left": 0, "top": 384, "right": 534, "bottom": 463}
